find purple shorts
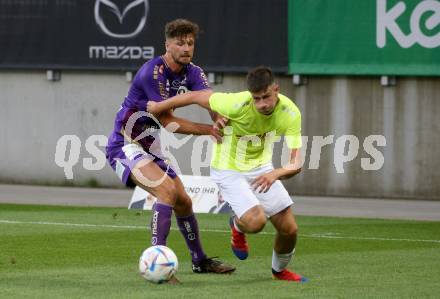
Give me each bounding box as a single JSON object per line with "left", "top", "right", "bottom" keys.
{"left": 106, "top": 143, "right": 177, "bottom": 188}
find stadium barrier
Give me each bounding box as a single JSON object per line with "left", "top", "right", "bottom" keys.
{"left": 128, "top": 175, "right": 232, "bottom": 214}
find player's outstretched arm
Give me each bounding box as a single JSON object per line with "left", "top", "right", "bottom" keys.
{"left": 157, "top": 110, "right": 221, "bottom": 141}
{"left": 147, "top": 90, "right": 213, "bottom": 115}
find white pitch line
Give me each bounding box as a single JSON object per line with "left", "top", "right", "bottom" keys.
{"left": 0, "top": 219, "right": 231, "bottom": 233}
{"left": 304, "top": 234, "right": 440, "bottom": 243}
{"left": 1, "top": 219, "right": 439, "bottom": 244}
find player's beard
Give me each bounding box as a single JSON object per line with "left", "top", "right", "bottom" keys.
{"left": 172, "top": 53, "right": 192, "bottom": 66}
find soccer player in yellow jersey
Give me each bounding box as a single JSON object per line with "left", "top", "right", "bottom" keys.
{"left": 148, "top": 66, "right": 308, "bottom": 282}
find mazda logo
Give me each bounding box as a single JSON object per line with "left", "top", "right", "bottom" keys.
{"left": 94, "top": 0, "right": 149, "bottom": 39}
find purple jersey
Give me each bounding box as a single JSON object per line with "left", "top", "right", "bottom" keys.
{"left": 107, "top": 56, "right": 210, "bottom": 152}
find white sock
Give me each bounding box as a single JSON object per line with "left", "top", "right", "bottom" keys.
{"left": 272, "top": 248, "right": 295, "bottom": 272}
{"left": 233, "top": 216, "right": 243, "bottom": 233}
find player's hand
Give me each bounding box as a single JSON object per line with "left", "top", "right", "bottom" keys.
{"left": 210, "top": 126, "right": 223, "bottom": 143}
{"left": 147, "top": 101, "right": 161, "bottom": 115}
{"left": 251, "top": 172, "right": 278, "bottom": 193}
{"left": 213, "top": 116, "right": 229, "bottom": 130}
{"left": 211, "top": 117, "right": 228, "bottom": 144}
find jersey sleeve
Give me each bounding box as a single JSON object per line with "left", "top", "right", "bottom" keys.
{"left": 284, "top": 110, "right": 302, "bottom": 149}
{"left": 139, "top": 65, "right": 169, "bottom": 102}
{"left": 208, "top": 91, "right": 250, "bottom": 119}
{"left": 188, "top": 65, "right": 211, "bottom": 91}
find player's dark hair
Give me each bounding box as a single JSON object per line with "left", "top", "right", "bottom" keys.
{"left": 246, "top": 66, "right": 275, "bottom": 93}
{"left": 165, "top": 19, "right": 199, "bottom": 39}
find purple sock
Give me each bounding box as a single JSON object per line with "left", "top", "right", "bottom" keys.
{"left": 150, "top": 202, "right": 172, "bottom": 246}
{"left": 176, "top": 213, "right": 207, "bottom": 263}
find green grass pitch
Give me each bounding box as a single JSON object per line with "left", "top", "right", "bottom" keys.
{"left": 1, "top": 204, "right": 439, "bottom": 298}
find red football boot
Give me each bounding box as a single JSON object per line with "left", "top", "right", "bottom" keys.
{"left": 229, "top": 216, "right": 248, "bottom": 260}
{"left": 272, "top": 269, "right": 309, "bottom": 283}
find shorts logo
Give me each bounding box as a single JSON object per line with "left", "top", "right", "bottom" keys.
{"left": 94, "top": 0, "right": 149, "bottom": 39}
{"left": 122, "top": 143, "right": 147, "bottom": 160}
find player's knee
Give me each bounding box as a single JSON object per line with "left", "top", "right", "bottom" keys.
{"left": 249, "top": 220, "right": 266, "bottom": 233}
{"left": 164, "top": 184, "right": 178, "bottom": 202}
{"left": 280, "top": 223, "right": 298, "bottom": 237}
{"left": 155, "top": 182, "right": 178, "bottom": 204}
{"left": 240, "top": 206, "right": 266, "bottom": 233}
{"left": 246, "top": 213, "right": 267, "bottom": 233}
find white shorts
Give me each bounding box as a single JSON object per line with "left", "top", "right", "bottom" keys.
{"left": 210, "top": 164, "right": 293, "bottom": 219}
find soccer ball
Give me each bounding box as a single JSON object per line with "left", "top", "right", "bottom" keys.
{"left": 138, "top": 245, "right": 178, "bottom": 283}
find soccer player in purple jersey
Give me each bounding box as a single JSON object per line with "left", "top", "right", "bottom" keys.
{"left": 106, "top": 19, "right": 235, "bottom": 281}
